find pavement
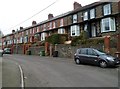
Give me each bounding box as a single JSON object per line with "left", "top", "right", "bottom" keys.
{"left": 2, "top": 55, "right": 21, "bottom": 87}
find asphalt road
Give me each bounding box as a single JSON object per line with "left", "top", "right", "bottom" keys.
{"left": 2, "top": 54, "right": 120, "bottom": 87}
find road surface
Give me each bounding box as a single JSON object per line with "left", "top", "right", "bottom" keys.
{"left": 2, "top": 54, "right": 120, "bottom": 88}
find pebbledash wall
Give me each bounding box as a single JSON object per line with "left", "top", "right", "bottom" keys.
{"left": 2, "top": 1, "right": 120, "bottom": 57}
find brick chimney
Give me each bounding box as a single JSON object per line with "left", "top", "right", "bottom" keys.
{"left": 12, "top": 30, "right": 15, "bottom": 33}
{"left": 48, "top": 14, "right": 54, "bottom": 19}
{"left": 20, "top": 27, "right": 23, "bottom": 30}
{"left": 73, "top": 2, "right": 82, "bottom": 10}
{"left": 32, "top": 21, "right": 37, "bottom": 25}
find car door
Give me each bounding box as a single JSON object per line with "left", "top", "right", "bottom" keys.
{"left": 87, "top": 48, "right": 99, "bottom": 65}
{"left": 79, "top": 48, "right": 88, "bottom": 64}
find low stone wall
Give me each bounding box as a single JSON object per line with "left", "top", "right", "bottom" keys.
{"left": 56, "top": 44, "right": 104, "bottom": 58}
{"left": 13, "top": 45, "right": 23, "bottom": 54}
{"left": 29, "top": 46, "right": 44, "bottom": 55}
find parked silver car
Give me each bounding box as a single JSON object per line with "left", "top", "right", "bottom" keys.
{"left": 74, "top": 48, "right": 120, "bottom": 68}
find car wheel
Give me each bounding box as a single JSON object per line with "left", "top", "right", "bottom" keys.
{"left": 75, "top": 59, "right": 81, "bottom": 64}
{"left": 99, "top": 61, "right": 107, "bottom": 68}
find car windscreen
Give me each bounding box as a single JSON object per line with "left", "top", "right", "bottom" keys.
{"left": 93, "top": 49, "right": 106, "bottom": 55}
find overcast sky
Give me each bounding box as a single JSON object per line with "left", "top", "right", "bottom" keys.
{"left": 0, "top": 0, "right": 99, "bottom": 35}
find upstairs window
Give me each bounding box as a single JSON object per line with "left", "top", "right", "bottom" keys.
{"left": 37, "top": 27, "right": 40, "bottom": 32}
{"left": 83, "top": 11, "right": 88, "bottom": 21}
{"left": 30, "top": 29, "right": 32, "bottom": 34}
{"left": 49, "top": 22, "right": 52, "bottom": 29}
{"left": 26, "top": 30, "right": 29, "bottom": 35}
{"left": 90, "top": 9, "right": 95, "bottom": 19}
{"left": 53, "top": 22, "right": 56, "bottom": 28}
{"left": 73, "top": 14, "right": 77, "bottom": 23}
{"left": 43, "top": 24, "right": 46, "bottom": 31}
{"left": 60, "top": 19, "right": 64, "bottom": 27}
{"left": 103, "top": 4, "right": 111, "bottom": 16}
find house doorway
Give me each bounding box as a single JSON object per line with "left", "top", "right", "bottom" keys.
{"left": 91, "top": 23, "right": 96, "bottom": 37}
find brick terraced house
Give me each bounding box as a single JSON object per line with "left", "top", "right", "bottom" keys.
{"left": 2, "top": 1, "right": 120, "bottom": 55}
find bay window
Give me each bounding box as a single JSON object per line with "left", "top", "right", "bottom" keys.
{"left": 41, "top": 32, "right": 46, "bottom": 41}
{"left": 58, "top": 28, "right": 65, "bottom": 34}
{"left": 70, "top": 25, "right": 80, "bottom": 36}
{"left": 101, "top": 17, "right": 116, "bottom": 32}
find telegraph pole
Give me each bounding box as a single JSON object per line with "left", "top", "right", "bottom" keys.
{"left": 16, "top": 29, "right": 18, "bottom": 54}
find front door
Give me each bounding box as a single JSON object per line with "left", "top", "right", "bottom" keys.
{"left": 91, "top": 24, "right": 96, "bottom": 37}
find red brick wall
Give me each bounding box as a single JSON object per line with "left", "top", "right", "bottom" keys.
{"left": 104, "top": 36, "right": 110, "bottom": 53}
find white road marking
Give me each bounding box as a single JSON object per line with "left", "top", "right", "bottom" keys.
{"left": 15, "top": 63, "right": 25, "bottom": 89}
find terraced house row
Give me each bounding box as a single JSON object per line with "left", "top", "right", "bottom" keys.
{"left": 2, "top": 1, "right": 120, "bottom": 55}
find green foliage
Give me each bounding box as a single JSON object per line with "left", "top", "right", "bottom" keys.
{"left": 71, "top": 30, "right": 104, "bottom": 46}
{"left": 71, "top": 31, "right": 88, "bottom": 46}
{"left": 46, "top": 34, "right": 68, "bottom": 45}
{"left": 110, "top": 37, "right": 117, "bottom": 48}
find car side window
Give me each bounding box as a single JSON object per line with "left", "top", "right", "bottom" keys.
{"left": 78, "top": 49, "right": 81, "bottom": 54}
{"left": 88, "top": 49, "right": 96, "bottom": 56}
{"left": 81, "top": 49, "right": 87, "bottom": 54}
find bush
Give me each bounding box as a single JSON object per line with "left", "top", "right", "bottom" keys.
{"left": 71, "top": 31, "right": 88, "bottom": 46}
{"left": 46, "top": 34, "right": 68, "bottom": 45}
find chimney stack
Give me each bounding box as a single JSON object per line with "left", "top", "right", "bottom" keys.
{"left": 20, "top": 27, "right": 23, "bottom": 30}
{"left": 32, "top": 21, "right": 37, "bottom": 25}
{"left": 73, "top": 2, "right": 82, "bottom": 10}
{"left": 48, "top": 14, "right": 54, "bottom": 19}
{"left": 12, "top": 30, "right": 15, "bottom": 33}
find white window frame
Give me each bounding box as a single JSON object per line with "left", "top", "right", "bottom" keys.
{"left": 22, "top": 32, "right": 24, "bottom": 36}
{"left": 103, "top": 4, "right": 111, "bottom": 16}
{"left": 43, "top": 24, "right": 46, "bottom": 31}
{"left": 30, "top": 29, "right": 32, "bottom": 34}
{"left": 30, "top": 37, "right": 32, "bottom": 42}
{"left": 60, "top": 19, "right": 64, "bottom": 27}
{"left": 49, "top": 22, "right": 52, "bottom": 29}
{"left": 24, "top": 36, "right": 28, "bottom": 43}
{"left": 70, "top": 25, "right": 80, "bottom": 36}
{"left": 19, "top": 37, "right": 23, "bottom": 43}
{"left": 101, "top": 17, "right": 116, "bottom": 33}
{"left": 58, "top": 28, "right": 65, "bottom": 34}
{"left": 90, "top": 9, "right": 95, "bottom": 19}
{"left": 26, "top": 30, "right": 29, "bottom": 35}
{"left": 73, "top": 14, "right": 77, "bottom": 23}
{"left": 37, "top": 27, "right": 39, "bottom": 32}
{"left": 84, "top": 24, "right": 88, "bottom": 32}
{"left": 53, "top": 22, "right": 56, "bottom": 28}
{"left": 83, "top": 11, "right": 88, "bottom": 21}
{"left": 41, "top": 32, "right": 46, "bottom": 41}
{"left": 14, "top": 39, "right": 16, "bottom": 44}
